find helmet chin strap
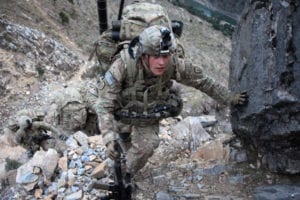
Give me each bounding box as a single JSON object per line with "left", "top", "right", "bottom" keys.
{"left": 141, "top": 55, "right": 154, "bottom": 76}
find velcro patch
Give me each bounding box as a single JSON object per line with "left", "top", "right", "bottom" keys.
{"left": 105, "top": 71, "right": 117, "bottom": 86}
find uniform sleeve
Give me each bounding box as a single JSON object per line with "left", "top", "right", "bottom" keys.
{"left": 92, "top": 58, "right": 126, "bottom": 145}
{"left": 176, "top": 58, "right": 231, "bottom": 105}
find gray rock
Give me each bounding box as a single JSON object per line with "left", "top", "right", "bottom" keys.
{"left": 73, "top": 131, "right": 89, "bottom": 148}
{"left": 153, "top": 175, "right": 169, "bottom": 187}
{"left": 68, "top": 160, "right": 76, "bottom": 169}
{"left": 235, "top": 150, "right": 247, "bottom": 163}
{"left": 168, "top": 186, "right": 186, "bottom": 193}
{"left": 228, "top": 175, "right": 244, "bottom": 185}
{"left": 77, "top": 168, "right": 85, "bottom": 175}
{"left": 253, "top": 185, "right": 300, "bottom": 200}
{"left": 0, "top": 185, "right": 29, "bottom": 200}
{"left": 16, "top": 149, "right": 59, "bottom": 184}
{"left": 171, "top": 116, "right": 212, "bottom": 152}
{"left": 75, "top": 159, "right": 83, "bottom": 168}
{"left": 81, "top": 155, "right": 90, "bottom": 162}
{"left": 231, "top": 149, "right": 248, "bottom": 163}
{"left": 65, "top": 190, "right": 83, "bottom": 200}
{"left": 203, "top": 164, "right": 226, "bottom": 176}
{"left": 205, "top": 195, "right": 244, "bottom": 200}
{"left": 197, "top": 184, "right": 204, "bottom": 190}
{"left": 156, "top": 191, "right": 172, "bottom": 200}
{"left": 229, "top": 0, "right": 300, "bottom": 174}
{"left": 197, "top": 115, "right": 218, "bottom": 128}
{"left": 71, "top": 185, "right": 79, "bottom": 192}
{"left": 66, "top": 136, "right": 79, "bottom": 149}
{"left": 18, "top": 173, "right": 39, "bottom": 184}
{"left": 181, "top": 193, "right": 202, "bottom": 199}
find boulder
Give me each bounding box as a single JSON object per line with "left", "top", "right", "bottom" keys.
{"left": 229, "top": 0, "right": 300, "bottom": 174}
{"left": 16, "top": 149, "right": 59, "bottom": 190}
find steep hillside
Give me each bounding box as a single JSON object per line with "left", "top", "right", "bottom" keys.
{"left": 0, "top": 0, "right": 232, "bottom": 129}
{"left": 1, "top": 1, "right": 296, "bottom": 199}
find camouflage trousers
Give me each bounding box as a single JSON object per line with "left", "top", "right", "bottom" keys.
{"left": 117, "top": 123, "right": 160, "bottom": 175}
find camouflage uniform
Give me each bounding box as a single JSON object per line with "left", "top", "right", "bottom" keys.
{"left": 44, "top": 85, "right": 88, "bottom": 133}
{"left": 94, "top": 42, "right": 232, "bottom": 175}
{"left": 44, "top": 81, "right": 101, "bottom": 136}
{"left": 5, "top": 81, "right": 100, "bottom": 154}
{"left": 4, "top": 109, "right": 64, "bottom": 154}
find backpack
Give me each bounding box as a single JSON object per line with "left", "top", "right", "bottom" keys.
{"left": 45, "top": 86, "right": 87, "bottom": 132}
{"left": 89, "top": 2, "right": 184, "bottom": 75}
{"left": 112, "top": 2, "right": 172, "bottom": 41}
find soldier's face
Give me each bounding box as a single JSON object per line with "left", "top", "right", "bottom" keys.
{"left": 146, "top": 54, "right": 170, "bottom": 76}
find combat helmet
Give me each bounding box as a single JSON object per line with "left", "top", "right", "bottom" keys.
{"left": 128, "top": 25, "right": 177, "bottom": 59}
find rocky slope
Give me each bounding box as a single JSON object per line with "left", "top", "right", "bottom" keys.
{"left": 1, "top": 0, "right": 298, "bottom": 199}
{"left": 0, "top": 0, "right": 232, "bottom": 129}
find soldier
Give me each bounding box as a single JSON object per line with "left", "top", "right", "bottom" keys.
{"left": 93, "top": 25, "right": 248, "bottom": 187}
{"left": 4, "top": 81, "right": 100, "bottom": 156}
{"left": 4, "top": 109, "right": 66, "bottom": 156}
{"left": 44, "top": 84, "right": 88, "bottom": 134}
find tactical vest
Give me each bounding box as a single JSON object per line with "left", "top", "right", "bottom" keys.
{"left": 89, "top": 2, "right": 185, "bottom": 125}
{"left": 114, "top": 49, "right": 183, "bottom": 125}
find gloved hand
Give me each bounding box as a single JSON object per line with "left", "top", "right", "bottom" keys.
{"left": 106, "top": 140, "right": 120, "bottom": 160}
{"left": 230, "top": 91, "right": 248, "bottom": 106}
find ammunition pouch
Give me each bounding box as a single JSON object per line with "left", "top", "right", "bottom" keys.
{"left": 114, "top": 94, "right": 182, "bottom": 126}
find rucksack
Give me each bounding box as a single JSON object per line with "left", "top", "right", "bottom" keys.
{"left": 45, "top": 86, "right": 87, "bottom": 132}
{"left": 112, "top": 2, "right": 172, "bottom": 41}
{"left": 89, "top": 2, "right": 184, "bottom": 75}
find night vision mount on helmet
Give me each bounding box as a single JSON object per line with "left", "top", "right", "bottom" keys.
{"left": 128, "top": 26, "right": 176, "bottom": 59}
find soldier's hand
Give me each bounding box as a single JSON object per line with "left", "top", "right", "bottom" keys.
{"left": 230, "top": 91, "right": 248, "bottom": 106}
{"left": 106, "top": 140, "right": 120, "bottom": 160}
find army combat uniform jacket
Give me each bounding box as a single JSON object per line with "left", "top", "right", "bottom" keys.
{"left": 92, "top": 54, "right": 232, "bottom": 146}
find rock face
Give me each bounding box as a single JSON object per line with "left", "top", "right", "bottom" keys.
{"left": 229, "top": 0, "right": 300, "bottom": 174}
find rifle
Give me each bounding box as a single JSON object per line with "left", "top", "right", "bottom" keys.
{"left": 97, "top": 0, "right": 125, "bottom": 36}
{"left": 117, "top": 0, "right": 125, "bottom": 20}
{"left": 97, "top": 0, "right": 108, "bottom": 34}
{"left": 89, "top": 142, "right": 132, "bottom": 200}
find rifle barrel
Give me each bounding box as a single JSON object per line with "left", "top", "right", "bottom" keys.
{"left": 118, "top": 0, "right": 125, "bottom": 20}
{"left": 97, "top": 0, "right": 108, "bottom": 34}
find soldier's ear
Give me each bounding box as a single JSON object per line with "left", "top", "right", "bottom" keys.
{"left": 141, "top": 54, "right": 150, "bottom": 67}
{"left": 141, "top": 54, "right": 148, "bottom": 62}
{"left": 142, "top": 54, "right": 147, "bottom": 59}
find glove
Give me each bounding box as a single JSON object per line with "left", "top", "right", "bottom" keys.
{"left": 106, "top": 140, "right": 120, "bottom": 160}
{"left": 230, "top": 91, "right": 248, "bottom": 106}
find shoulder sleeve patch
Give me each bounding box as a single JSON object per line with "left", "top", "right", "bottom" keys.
{"left": 104, "top": 71, "right": 117, "bottom": 86}
{"left": 108, "top": 58, "right": 126, "bottom": 83}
